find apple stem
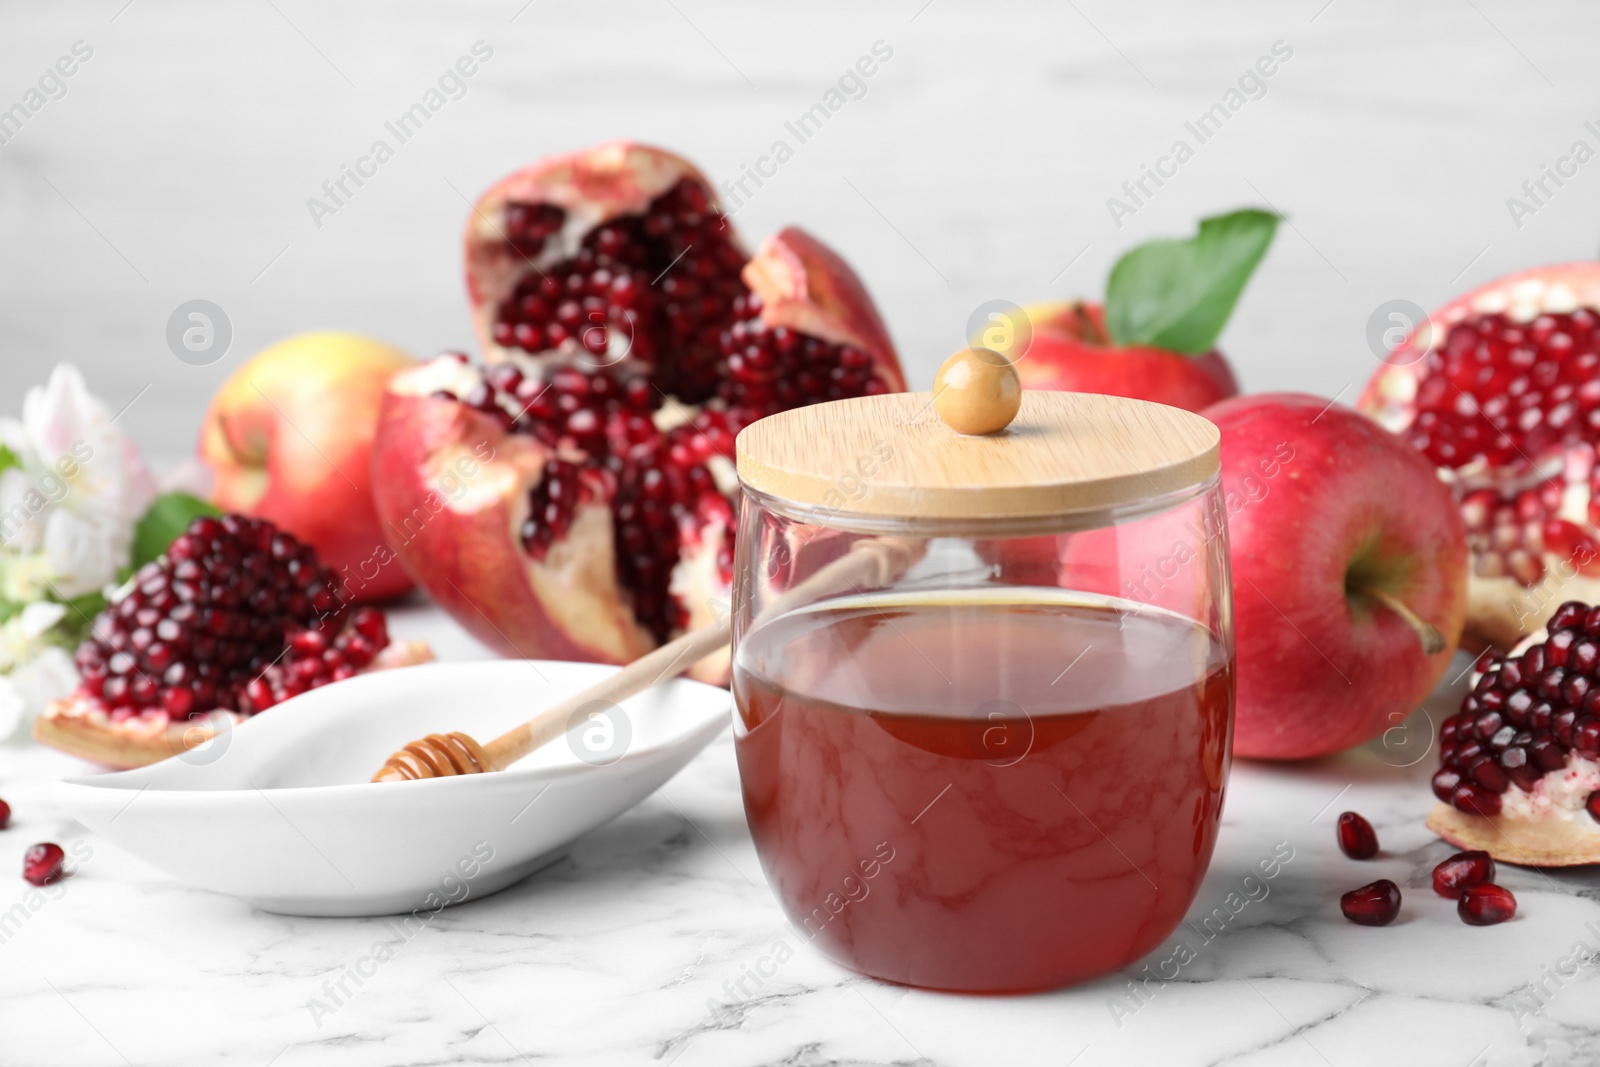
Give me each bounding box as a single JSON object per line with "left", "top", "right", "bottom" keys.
{"left": 1071, "top": 302, "right": 1109, "bottom": 346}
{"left": 1361, "top": 587, "right": 1446, "bottom": 655}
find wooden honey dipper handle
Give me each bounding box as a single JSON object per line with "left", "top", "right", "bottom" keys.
{"left": 372, "top": 536, "right": 919, "bottom": 782}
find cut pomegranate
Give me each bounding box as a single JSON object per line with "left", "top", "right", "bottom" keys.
{"left": 1458, "top": 883, "right": 1517, "bottom": 925}
{"left": 377, "top": 142, "right": 903, "bottom": 678}
{"left": 1432, "top": 850, "right": 1494, "bottom": 897}
{"left": 1437, "top": 605, "right": 1600, "bottom": 815}
{"left": 23, "top": 842, "right": 65, "bottom": 886}
{"left": 32, "top": 514, "right": 431, "bottom": 769}
{"left": 1340, "top": 879, "right": 1401, "bottom": 926}
{"left": 1427, "top": 607, "right": 1600, "bottom": 866}
{"left": 1360, "top": 264, "right": 1600, "bottom": 649}
{"left": 1336, "top": 811, "right": 1379, "bottom": 859}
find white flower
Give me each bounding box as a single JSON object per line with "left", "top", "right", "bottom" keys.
{"left": 0, "top": 645, "right": 77, "bottom": 741}
{"left": 0, "top": 600, "right": 68, "bottom": 671}
{"left": 0, "top": 551, "right": 58, "bottom": 604}
{"left": 0, "top": 364, "right": 156, "bottom": 597}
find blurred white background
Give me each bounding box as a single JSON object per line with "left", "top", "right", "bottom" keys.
{"left": 3, "top": 0, "right": 1599, "bottom": 467}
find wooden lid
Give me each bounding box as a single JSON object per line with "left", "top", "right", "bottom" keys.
{"left": 736, "top": 391, "right": 1220, "bottom": 528}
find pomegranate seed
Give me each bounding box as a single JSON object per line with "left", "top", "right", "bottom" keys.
{"left": 1340, "top": 879, "right": 1402, "bottom": 926}
{"left": 1587, "top": 792, "right": 1600, "bottom": 823}
{"left": 23, "top": 842, "right": 65, "bottom": 886}
{"left": 1336, "top": 812, "right": 1379, "bottom": 859}
{"left": 1458, "top": 883, "right": 1517, "bottom": 925}
{"left": 1432, "top": 850, "right": 1495, "bottom": 897}
{"left": 0, "top": 797, "right": 9, "bottom": 829}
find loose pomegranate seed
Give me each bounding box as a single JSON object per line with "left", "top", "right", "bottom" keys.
{"left": 1336, "top": 811, "right": 1379, "bottom": 859}
{"left": 23, "top": 842, "right": 65, "bottom": 886}
{"left": 0, "top": 798, "right": 9, "bottom": 829}
{"left": 1587, "top": 792, "right": 1600, "bottom": 823}
{"left": 1340, "top": 879, "right": 1402, "bottom": 926}
{"left": 1432, "top": 850, "right": 1495, "bottom": 897}
{"left": 1458, "top": 883, "right": 1517, "bottom": 925}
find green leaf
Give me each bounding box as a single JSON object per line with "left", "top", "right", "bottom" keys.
{"left": 0, "top": 443, "right": 20, "bottom": 475}
{"left": 131, "top": 492, "right": 221, "bottom": 568}
{"left": 1104, "top": 208, "right": 1279, "bottom": 355}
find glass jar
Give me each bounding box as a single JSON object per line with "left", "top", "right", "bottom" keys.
{"left": 730, "top": 386, "right": 1233, "bottom": 993}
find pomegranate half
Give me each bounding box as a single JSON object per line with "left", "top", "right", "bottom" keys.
{"left": 375, "top": 142, "right": 904, "bottom": 681}
{"left": 1360, "top": 264, "right": 1600, "bottom": 649}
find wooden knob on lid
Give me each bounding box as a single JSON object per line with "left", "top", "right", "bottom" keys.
{"left": 934, "top": 347, "right": 1021, "bottom": 436}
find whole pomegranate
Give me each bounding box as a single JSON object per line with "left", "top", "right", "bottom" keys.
{"left": 374, "top": 142, "right": 904, "bottom": 680}
{"left": 1361, "top": 264, "right": 1600, "bottom": 649}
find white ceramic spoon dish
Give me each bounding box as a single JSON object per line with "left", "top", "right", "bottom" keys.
{"left": 55, "top": 660, "right": 729, "bottom": 916}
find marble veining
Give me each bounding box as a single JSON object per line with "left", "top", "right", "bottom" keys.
{"left": 2, "top": 605, "right": 1598, "bottom": 1065}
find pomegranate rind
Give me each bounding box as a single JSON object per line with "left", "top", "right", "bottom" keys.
{"left": 464, "top": 141, "right": 727, "bottom": 364}
{"left": 1426, "top": 802, "right": 1600, "bottom": 868}
{"left": 372, "top": 372, "right": 657, "bottom": 668}
{"left": 742, "top": 228, "right": 906, "bottom": 392}
{"left": 32, "top": 640, "right": 433, "bottom": 770}
{"left": 1002, "top": 301, "right": 1238, "bottom": 414}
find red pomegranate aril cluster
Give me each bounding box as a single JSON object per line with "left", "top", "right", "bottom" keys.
{"left": 242, "top": 608, "right": 390, "bottom": 713}
{"left": 1435, "top": 600, "right": 1600, "bottom": 816}
{"left": 717, "top": 292, "right": 890, "bottom": 417}
{"left": 1407, "top": 309, "right": 1600, "bottom": 470}
{"left": 1336, "top": 811, "right": 1379, "bottom": 859}
{"left": 436, "top": 357, "right": 741, "bottom": 643}
{"left": 1459, "top": 478, "right": 1600, "bottom": 585}
{"left": 503, "top": 202, "right": 566, "bottom": 259}
{"left": 73, "top": 515, "right": 351, "bottom": 722}
{"left": 491, "top": 178, "right": 745, "bottom": 403}
{"left": 23, "top": 842, "right": 65, "bottom": 886}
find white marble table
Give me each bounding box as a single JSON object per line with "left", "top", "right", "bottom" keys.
{"left": 3, "top": 603, "right": 1599, "bottom": 1067}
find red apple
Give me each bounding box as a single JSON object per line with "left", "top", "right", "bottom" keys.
{"left": 1011, "top": 301, "right": 1239, "bottom": 413}
{"left": 199, "top": 332, "right": 416, "bottom": 603}
{"left": 1206, "top": 393, "right": 1469, "bottom": 759}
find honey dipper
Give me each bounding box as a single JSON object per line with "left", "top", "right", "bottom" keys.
{"left": 372, "top": 536, "right": 918, "bottom": 782}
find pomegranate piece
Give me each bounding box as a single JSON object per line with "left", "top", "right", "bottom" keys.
{"left": 1434, "top": 605, "right": 1600, "bottom": 817}
{"left": 23, "top": 843, "right": 65, "bottom": 886}
{"left": 1360, "top": 264, "right": 1600, "bottom": 648}
{"left": 380, "top": 142, "right": 904, "bottom": 677}
{"left": 1336, "top": 811, "right": 1379, "bottom": 859}
{"left": 1458, "top": 883, "right": 1517, "bottom": 925}
{"left": 70, "top": 514, "right": 365, "bottom": 718}
{"left": 1340, "top": 879, "right": 1402, "bottom": 926}
{"left": 1432, "top": 850, "right": 1495, "bottom": 897}
{"left": 32, "top": 514, "right": 431, "bottom": 769}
